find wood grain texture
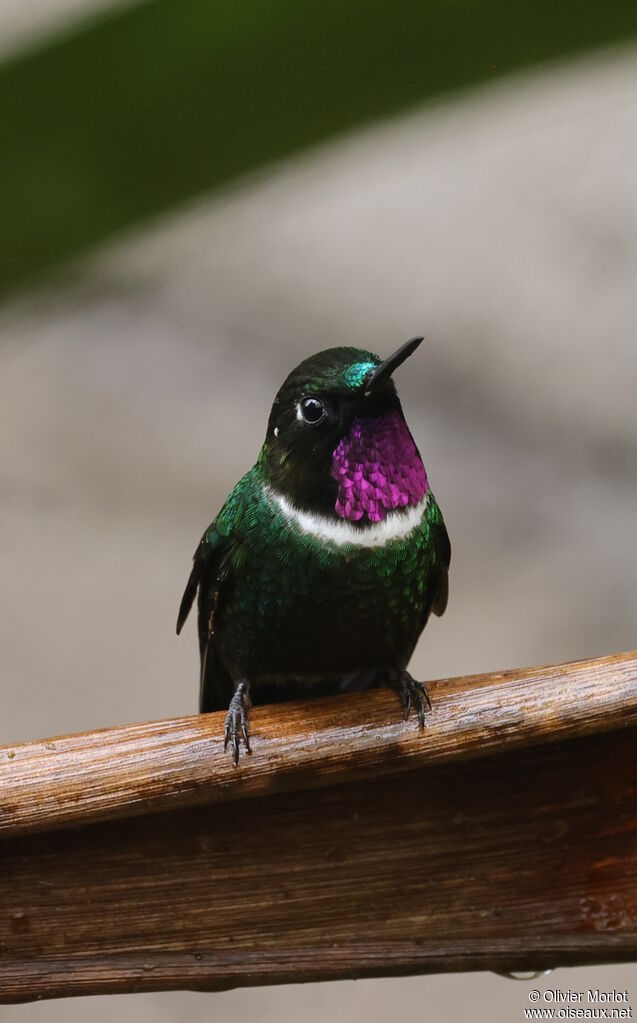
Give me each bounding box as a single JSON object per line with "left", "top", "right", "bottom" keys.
{"left": 2, "top": 724, "right": 637, "bottom": 1003}
{"left": 0, "top": 652, "right": 636, "bottom": 838}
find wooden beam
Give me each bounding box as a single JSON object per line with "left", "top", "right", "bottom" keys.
{"left": 1, "top": 652, "right": 636, "bottom": 1003}
{"left": 1, "top": 651, "right": 636, "bottom": 838}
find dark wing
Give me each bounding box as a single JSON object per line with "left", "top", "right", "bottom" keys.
{"left": 196, "top": 552, "right": 235, "bottom": 714}
{"left": 177, "top": 479, "right": 250, "bottom": 713}
{"left": 428, "top": 495, "right": 451, "bottom": 618}
{"left": 176, "top": 537, "right": 209, "bottom": 637}
{"left": 176, "top": 528, "right": 234, "bottom": 712}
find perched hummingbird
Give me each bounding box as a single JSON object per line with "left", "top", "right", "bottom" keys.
{"left": 177, "top": 336, "right": 450, "bottom": 763}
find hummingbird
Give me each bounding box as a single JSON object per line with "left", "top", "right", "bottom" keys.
{"left": 177, "top": 336, "right": 450, "bottom": 764}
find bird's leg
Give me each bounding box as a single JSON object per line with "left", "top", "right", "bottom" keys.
{"left": 224, "top": 680, "right": 252, "bottom": 765}
{"left": 389, "top": 669, "right": 432, "bottom": 729}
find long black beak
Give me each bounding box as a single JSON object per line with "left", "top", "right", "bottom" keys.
{"left": 364, "top": 335, "right": 424, "bottom": 392}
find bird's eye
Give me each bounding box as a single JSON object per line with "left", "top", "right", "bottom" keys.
{"left": 300, "top": 396, "right": 326, "bottom": 424}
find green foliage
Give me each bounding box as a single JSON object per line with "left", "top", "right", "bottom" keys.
{"left": 1, "top": 0, "right": 636, "bottom": 296}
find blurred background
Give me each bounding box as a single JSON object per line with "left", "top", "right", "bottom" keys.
{"left": 1, "top": 1, "right": 636, "bottom": 1020}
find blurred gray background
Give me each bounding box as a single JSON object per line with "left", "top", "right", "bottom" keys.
{"left": 1, "top": 1, "right": 636, "bottom": 1018}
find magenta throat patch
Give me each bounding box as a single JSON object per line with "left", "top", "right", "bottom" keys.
{"left": 331, "top": 411, "right": 429, "bottom": 523}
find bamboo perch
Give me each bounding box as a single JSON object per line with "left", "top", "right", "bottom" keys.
{"left": 1, "top": 651, "right": 636, "bottom": 838}
{"left": 1, "top": 651, "right": 637, "bottom": 1003}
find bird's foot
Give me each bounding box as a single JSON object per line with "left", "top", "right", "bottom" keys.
{"left": 224, "top": 681, "right": 252, "bottom": 765}
{"left": 393, "top": 669, "right": 432, "bottom": 729}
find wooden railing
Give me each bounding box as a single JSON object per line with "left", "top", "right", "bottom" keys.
{"left": 1, "top": 651, "right": 636, "bottom": 1003}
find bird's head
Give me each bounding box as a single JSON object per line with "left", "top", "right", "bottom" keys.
{"left": 259, "top": 336, "right": 429, "bottom": 524}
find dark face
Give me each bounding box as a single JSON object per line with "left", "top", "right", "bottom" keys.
{"left": 259, "top": 344, "right": 413, "bottom": 516}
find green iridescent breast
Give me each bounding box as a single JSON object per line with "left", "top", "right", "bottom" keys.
{"left": 210, "top": 470, "right": 445, "bottom": 681}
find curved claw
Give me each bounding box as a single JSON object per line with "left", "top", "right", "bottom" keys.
{"left": 223, "top": 681, "right": 252, "bottom": 765}
{"left": 398, "top": 671, "right": 432, "bottom": 730}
